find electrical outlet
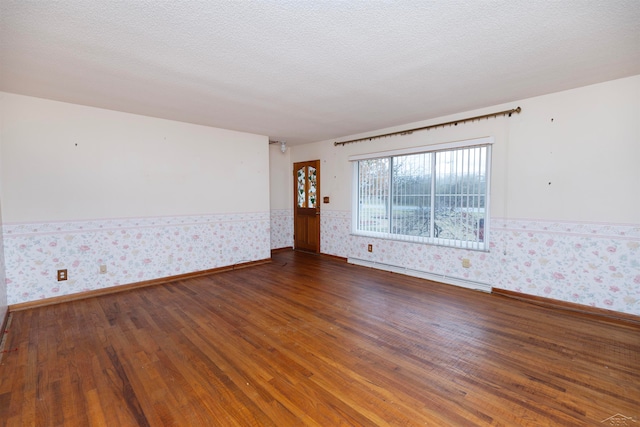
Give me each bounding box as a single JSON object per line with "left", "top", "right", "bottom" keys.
{"left": 367, "top": 244, "right": 373, "bottom": 252}
{"left": 462, "top": 258, "right": 471, "bottom": 268}
{"left": 99, "top": 265, "right": 107, "bottom": 274}
{"left": 57, "top": 269, "right": 68, "bottom": 281}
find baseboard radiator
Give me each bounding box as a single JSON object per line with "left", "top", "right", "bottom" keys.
{"left": 347, "top": 258, "right": 492, "bottom": 293}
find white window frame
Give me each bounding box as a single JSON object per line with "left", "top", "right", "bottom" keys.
{"left": 350, "top": 136, "right": 493, "bottom": 251}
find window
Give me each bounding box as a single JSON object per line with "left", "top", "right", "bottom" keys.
{"left": 351, "top": 138, "right": 491, "bottom": 250}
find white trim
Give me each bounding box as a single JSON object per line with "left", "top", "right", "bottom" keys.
{"left": 351, "top": 161, "right": 359, "bottom": 234}
{"left": 348, "top": 136, "right": 494, "bottom": 162}
{"left": 351, "top": 139, "right": 491, "bottom": 250}
{"left": 484, "top": 144, "right": 492, "bottom": 247}
{"left": 349, "top": 231, "right": 489, "bottom": 251}
{"left": 348, "top": 258, "right": 492, "bottom": 292}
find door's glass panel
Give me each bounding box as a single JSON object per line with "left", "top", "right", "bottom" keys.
{"left": 308, "top": 166, "right": 317, "bottom": 208}
{"left": 297, "top": 167, "right": 306, "bottom": 207}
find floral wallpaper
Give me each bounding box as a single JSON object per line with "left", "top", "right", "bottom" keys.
{"left": 3, "top": 212, "right": 271, "bottom": 305}
{"left": 493, "top": 218, "right": 640, "bottom": 314}
{"left": 320, "top": 210, "right": 640, "bottom": 316}
{"left": 13, "top": 209, "right": 636, "bottom": 315}
{"left": 270, "top": 209, "right": 293, "bottom": 249}
{"left": 321, "top": 210, "right": 351, "bottom": 256}
{"left": 0, "top": 211, "right": 6, "bottom": 321}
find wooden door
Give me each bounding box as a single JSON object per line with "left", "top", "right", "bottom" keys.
{"left": 294, "top": 160, "right": 320, "bottom": 253}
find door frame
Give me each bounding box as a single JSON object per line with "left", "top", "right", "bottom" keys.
{"left": 293, "top": 160, "right": 321, "bottom": 253}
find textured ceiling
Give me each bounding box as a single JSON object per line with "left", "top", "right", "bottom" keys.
{"left": 1, "top": 1, "right": 639, "bottom": 144}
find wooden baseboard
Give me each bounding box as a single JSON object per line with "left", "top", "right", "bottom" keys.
{"left": 9, "top": 258, "right": 271, "bottom": 312}
{"left": 0, "top": 308, "right": 8, "bottom": 336}
{"left": 271, "top": 247, "right": 293, "bottom": 254}
{"left": 320, "top": 252, "right": 348, "bottom": 262}
{"left": 0, "top": 310, "right": 12, "bottom": 364}
{"left": 492, "top": 288, "right": 640, "bottom": 328}
{"left": 271, "top": 247, "right": 347, "bottom": 263}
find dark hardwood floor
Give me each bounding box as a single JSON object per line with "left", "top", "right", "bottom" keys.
{"left": 1, "top": 250, "right": 638, "bottom": 426}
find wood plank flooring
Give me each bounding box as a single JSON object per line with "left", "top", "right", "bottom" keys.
{"left": 1, "top": 250, "right": 638, "bottom": 426}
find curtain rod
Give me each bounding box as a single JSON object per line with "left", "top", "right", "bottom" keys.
{"left": 334, "top": 106, "right": 521, "bottom": 146}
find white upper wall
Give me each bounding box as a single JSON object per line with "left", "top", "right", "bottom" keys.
{"left": 0, "top": 92, "right": 270, "bottom": 223}
{"left": 289, "top": 75, "right": 640, "bottom": 225}
{"left": 505, "top": 77, "right": 640, "bottom": 221}
{"left": 269, "top": 143, "right": 292, "bottom": 211}
{"left": 0, "top": 108, "right": 7, "bottom": 320}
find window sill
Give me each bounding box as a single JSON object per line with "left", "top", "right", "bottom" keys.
{"left": 350, "top": 232, "right": 489, "bottom": 252}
